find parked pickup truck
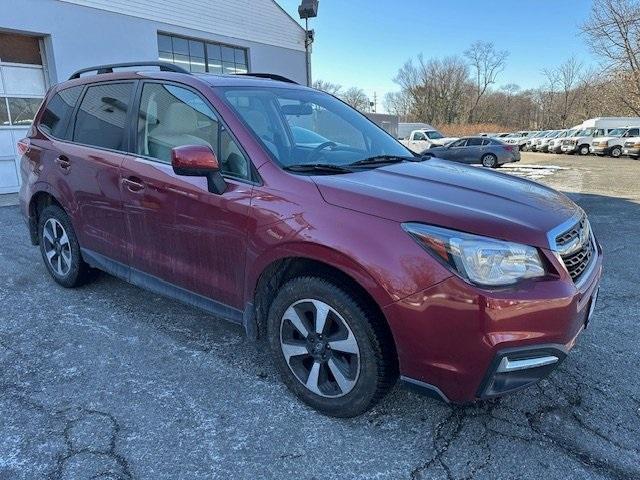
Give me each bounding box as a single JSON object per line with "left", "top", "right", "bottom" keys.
{"left": 399, "top": 129, "right": 458, "bottom": 153}
{"left": 590, "top": 127, "right": 640, "bottom": 158}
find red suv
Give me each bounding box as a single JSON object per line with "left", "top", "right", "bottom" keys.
{"left": 19, "top": 62, "right": 602, "bottom": 417}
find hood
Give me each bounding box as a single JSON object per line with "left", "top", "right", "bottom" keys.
{"left": 313, "top": 159, "right": 580, "bottom": 248}
{"left": 430, "top": 137, "right": 458, "bottom": 146}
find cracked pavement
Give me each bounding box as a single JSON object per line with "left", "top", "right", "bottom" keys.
{"left": 1, "top": 152, "right": 639, "bottom": 479}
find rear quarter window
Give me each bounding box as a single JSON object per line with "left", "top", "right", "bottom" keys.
{"left": 73, "top": 82, "right": 134, "bottom": 151}
{"left": 39, "top": 86, "right": 83, "bottom": 139}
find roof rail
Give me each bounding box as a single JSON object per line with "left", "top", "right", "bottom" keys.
{"left": 233, "top": 73, "right": 298, "bottom": 84}
{"left": 68, "top": 61, "right": 190, "bottom": 80}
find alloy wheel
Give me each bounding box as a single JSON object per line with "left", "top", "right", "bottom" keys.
{"left": 43, "top": 218, "right": 72, "bottom": 276}
{"left": 483, "top": 154, "right": 497, "bottom": 168}
{"left": 280, "top": 299, "right": 360, "bottom": 398}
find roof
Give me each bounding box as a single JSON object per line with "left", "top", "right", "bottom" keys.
{"left": 56, "top": 69, "right": 309, "bottom": 92}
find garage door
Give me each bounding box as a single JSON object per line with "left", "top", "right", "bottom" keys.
{"left": 0, "top": 32, "right": 47, "bottom": 194}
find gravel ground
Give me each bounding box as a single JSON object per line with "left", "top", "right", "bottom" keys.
{"left": 1, "top": 152, "right": 639, "bottom": 480}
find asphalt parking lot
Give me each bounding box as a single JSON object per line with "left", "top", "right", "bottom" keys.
{"left": 1, "top": 152, "right": 639, "bottom": 480}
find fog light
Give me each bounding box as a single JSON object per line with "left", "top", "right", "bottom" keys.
{"left": 496, "top": 355, "right": 559, "bottom": 373}
{"left": 478, "top": 348, "right": 566, "bottom": 398}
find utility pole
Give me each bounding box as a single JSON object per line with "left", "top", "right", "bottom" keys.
{"left": 298, "top": 1, "right": 319, "bottom": 87}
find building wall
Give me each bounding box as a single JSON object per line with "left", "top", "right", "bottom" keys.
{"left": 2, "top": 0, "right": 307, "bottom": 85}
{"left": 58, "top": 0, "right": 306, "bottom": 52}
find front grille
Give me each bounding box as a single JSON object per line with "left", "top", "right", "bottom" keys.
{"left": 555, "top": 216, "right": 595, "bottom": 282}
{"left": 561, "top": 139, "right": 574, "bottom": 146}
{"left": 624, "top": 141, "right": 635, "bottom": 147}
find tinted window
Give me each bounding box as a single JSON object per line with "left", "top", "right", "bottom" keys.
{"left": 73, "top": 83, "right": 133, "bottom": 150}
{"left": 413, "top": 132, "right": 426, "bottom": 141}
{"left": 467, "top": 138, "right": 483, "bottom": 146}
{"left": 450, "top": 139, "right": 467, "bottom": 147}
{"left": 137, "top": 82, "right": 250, "bottom": 179}
{"left": 40, "top": 86, "right": 82, "bottom": 139}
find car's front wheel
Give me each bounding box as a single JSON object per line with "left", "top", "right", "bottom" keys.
{"left": 579, "top": 145, "right": 590, "bottom": 156}
{"left": 610, "top": 146, "right": 622, "bottom": 158}
{"left": 268, "top": 277, "right": 396, "bottom": 417}
{"left": 38, "top": 205, "right": 91, "bottom": 288}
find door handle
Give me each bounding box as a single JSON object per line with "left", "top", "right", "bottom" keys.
{"left": 55, "top": 155, "right": 71, "bottom": 170}
{"left": 122, "top": 177, "right": 145, "bottom": 192}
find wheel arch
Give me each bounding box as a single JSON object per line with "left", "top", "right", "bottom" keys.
{"left": 250, "top": 249, "right": 398, "bottom": 365}
{"left": 27, "top": 189, "right": 64, "bottom": 245}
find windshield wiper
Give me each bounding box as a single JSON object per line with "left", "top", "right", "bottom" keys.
{"left": 283, "top": 163, "right": 353, "bottom": 174}
{"left": 348, "top": 155, "right": 419, "bottom": 167}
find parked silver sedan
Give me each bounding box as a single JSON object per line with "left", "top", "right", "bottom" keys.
{"left": 423, "top": 136, "right": 521, "bottom": 167}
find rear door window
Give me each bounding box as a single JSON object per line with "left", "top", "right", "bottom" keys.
{"left": 39, "top": 86, "right": 83, "bottom": 139}
{"left": 450, "top": 139, "right": 467, "bottom": 148}
{"left": 73, "top": 82, "right": 134, "bottom": 151}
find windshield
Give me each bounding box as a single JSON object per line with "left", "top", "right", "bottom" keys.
{"left": 425, "top": 130, "right": 444, "bottom": 140}
{"left": 576, "top": 128, "right": 594, "bottom": 136}
{"left": 219, "top": 86, "right": 411, "bottom": 168}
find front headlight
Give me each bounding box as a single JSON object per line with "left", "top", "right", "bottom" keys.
{"left": 403, "top": 223, "right": 546, "bottom": 287}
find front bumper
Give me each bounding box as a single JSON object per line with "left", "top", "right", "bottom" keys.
{"left": 388, "top": 241, "right": 603, "bottom": 403}
{"left": 622, "top": 147, "right": 640, "bottom": 157}
{"left": 561, "top": 144, "right": 577, "bottom": 153}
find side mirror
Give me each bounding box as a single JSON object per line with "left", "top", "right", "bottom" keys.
{"left": 171, "top": 145, "right": 226, "bottom": 195}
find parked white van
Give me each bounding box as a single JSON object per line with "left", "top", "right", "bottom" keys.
{"left": 504, "top": 131, "right": 537, "bottom": 150}
{"left": 590, "top": 126, "right": 640, "bottom": 158}
{"left": 561, "top": 117, "right": 640, "bottom": 155}
{"left": 548, "top": 128, "right": 581, "bottom": 154}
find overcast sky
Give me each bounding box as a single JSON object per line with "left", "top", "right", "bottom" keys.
{"left": 276, "top": 0, "right": 600, "bottom": 109}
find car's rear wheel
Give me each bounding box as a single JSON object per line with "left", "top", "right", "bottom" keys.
{"left": 481, "top": 153, "right": 498, "bottom": 168}
{"left": 610, "top": 146, "right": 622, "bottom": 158}
{"left": 38, "top": 205, "right": 91, "bottom": 288}
{"left": 268, "top": 276, "right": 396, "bottom": 417}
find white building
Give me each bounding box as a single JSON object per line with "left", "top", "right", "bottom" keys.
{"left": 0, "top": 0, "right": 307, "bottom": 194}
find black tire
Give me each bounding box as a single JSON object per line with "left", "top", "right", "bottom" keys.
{"left": 38, "top": 205, "right": 91, "bottom": 288}
{"left": 610, "top": 146, "right": 622, "bottom": 158}
{"left": 267, "top": 276, "right": 397, "bottom": 417}
{"left": 481, "top": 153, "right": 498, "bottom": 168}
{"left": 578, "top": 144, "right": 590, "bottom": 156}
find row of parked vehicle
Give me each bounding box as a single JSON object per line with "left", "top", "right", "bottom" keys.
{"left": 484, "top": 117, "right": 640, "bottom": 159}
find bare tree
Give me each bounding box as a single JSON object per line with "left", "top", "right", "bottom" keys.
{"left": 312, "top": 79, "right": 342, "bottom": 96}
{"left": 581, "top": 0, "right": 640, "bottom": 114}
{"left": 340, "top": 87, "right": 370, "bottom": 111}
{"left": 543, "top": 57, "right": 583, "bottom": 127}
{"left": 464, "top": 41, "right": 509, "bottom": 122}
{"left": 394, "top": 54, "right": 471, "bottom": 124}
{"left": 383, "top": 91, "right": 412, "bottom": 120}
